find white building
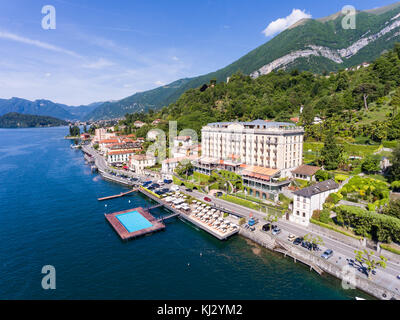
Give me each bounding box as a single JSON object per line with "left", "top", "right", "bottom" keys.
{"left": 134, "top": 121, "right": 146, "bottom": 128}
{"left": 292, "top": 164, "right": 321, "bottom": 182}
{"left": 200, "top": 120, "right": 304, "bottom": 178}
{"left": 161, "top": 155, "right": 198, "bottom": 175}
{"left": 130, "top": 154, "right": 156, "bottom": 174}
{"left": 290, "top": 179, "right": 339, "bottom": 227}
{"left": 107, "top": 150, "right": 136, "bottom": 165}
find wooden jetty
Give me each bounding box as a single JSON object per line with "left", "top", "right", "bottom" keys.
{"left": 98, "top": 189, "right": 138, "bottom": 201}
{"left": 105, "top": 207, "right": 165, "bottom": 241}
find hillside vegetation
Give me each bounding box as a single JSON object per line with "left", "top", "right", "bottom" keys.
{"left": 0, "top": 112, "right": 68, "bottom": 128}
{"left": 118, "top": 44, "right": 400, "bottom": 148}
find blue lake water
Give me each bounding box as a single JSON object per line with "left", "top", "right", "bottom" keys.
{"left": 0, "top": 127, "right": 371, "bottom": 300}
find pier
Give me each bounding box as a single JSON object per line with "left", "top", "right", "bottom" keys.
{"left": 98, "top": 189, "right": 138, "bottom": 201}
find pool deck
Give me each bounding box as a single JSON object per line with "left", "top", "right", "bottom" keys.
{"left": 105, "top": 207, "right": 165, "bottom": 241}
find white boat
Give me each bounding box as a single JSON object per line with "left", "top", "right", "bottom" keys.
{"left": 355, "top": 297, "right": 365, "bottom": 300}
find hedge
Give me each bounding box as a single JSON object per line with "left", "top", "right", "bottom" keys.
{"left": 380, "top": 243, "right": 400, "bottom": 255}
{"left": 221, "top": 194, "right": 260, "bottom": 210}
{"left": 382, "top": 140, "right": 398, "bottom": 149}
{"left": 335, "top": 205, "right": 400, "bottom": 243}
{"left": 193, "top": 171, "right": 214, "bottom": 183}
{"left": 310, "top": 218, "right": 362, "bottom": 240}
{"left": 140, "top": 186, "right": 161, "bottom": 199}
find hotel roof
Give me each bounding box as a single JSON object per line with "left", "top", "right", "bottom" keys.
{"left": 205, "top": 119, "right": 298, "bottom": 129}
{"left": 242, "top": 165, "right": 280, "bottom": 181}
{"left": 293, "top": 179, "right": 339, "bottom": 197}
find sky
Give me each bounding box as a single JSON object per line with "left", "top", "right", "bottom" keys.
{"left": 0, "top": 0, "right": 397, "bottom": 105}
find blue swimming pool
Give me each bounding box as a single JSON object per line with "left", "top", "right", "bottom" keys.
{"left": 116, "top": 211, "right": 153, "bottom": 233}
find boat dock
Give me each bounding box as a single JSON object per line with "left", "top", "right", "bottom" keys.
{"left": 105, "top": 207, "right": 165, "bottom": 241}
{"left": 98, "top": 189, "right": 138, "bottom": 201}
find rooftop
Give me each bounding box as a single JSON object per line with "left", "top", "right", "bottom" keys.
{"left": 293, "top": 179, "right": 339, "bottom": 198}
{"left": 205, "top": 119, "right": 298, "bottom": 130}
{"left": 108, "top": 149, "right": 136, "bottom": 156}
{"left": 292, "top": 164, "right": 321, "bottom": 176}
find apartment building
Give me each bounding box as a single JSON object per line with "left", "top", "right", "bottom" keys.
{"left": 200, "top": 120, "right": 304, "bottom": 178}
{"left": 130, "top": 154, "right": 156, "bottom": 174}
{"left": 107, "top": 149, "right": 136, "bottom": 165}
{"left": 290, "top": 179, "right": 339, "bottom": 227}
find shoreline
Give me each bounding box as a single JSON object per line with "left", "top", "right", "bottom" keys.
{"left": 78, "top": 144, "right": 399, "bottom": 301}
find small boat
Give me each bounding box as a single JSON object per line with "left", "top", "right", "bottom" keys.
{"left": 355, "top": 297, "right": 365, "bottom": 300}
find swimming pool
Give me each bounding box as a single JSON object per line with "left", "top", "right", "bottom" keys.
{"left": 116, "top": 211, "right": 153, "bottom": 233}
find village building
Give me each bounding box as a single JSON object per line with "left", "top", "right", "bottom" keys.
{"left": 292, "top": 164, "right": 321, "bottom": 181}
{"left": 129, "top": 154, "right": 156, "bottom": 174}
{"left": 290, "top": 179, "right": 339, "bottom": 227}
{"left": 134, "top": 121, "right": 146, "bottom": 128}
{"left": 107, "top": 149, "right": 136, "bottom": 166}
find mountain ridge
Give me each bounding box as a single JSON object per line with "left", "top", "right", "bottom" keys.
{"left": 85, "top": 2, "right": 400, "bottom": 120}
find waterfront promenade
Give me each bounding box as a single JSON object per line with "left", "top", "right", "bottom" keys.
{"left": 179, "top": 188, "right": 400, "bottom": 300}
{"left": 80, "top": 144, "right": 400, "bottom": 300}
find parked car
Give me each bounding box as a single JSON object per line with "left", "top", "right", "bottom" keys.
{"left": 301, "top": 241, "right": 312, "bottom": 250}
{"left": 288, "top": 234, "right": 296, "bottom": 242}
{"left": 216, "top": 192, "right": 223, "bottom": 197}
{"left": 321, "top": 249, "right": 334, "bottom": 260}
{"left": 397, "top": 275, "right": 400, "bottom": 280}
{"left": 262, "top": 223, "right": 271, "bottom": 232}
{"left": 185, "top": 188, "right": 193, "bottom": 192}
{"left": 250, "top": 226, "right": 256, "bottom": 232}
{"left": 293, "top": 237, "right": 303, "bottom": 245}
{"left": 164, "top": 179, "right": 173, "bottom": 184}
{"left": 272, "top": 227, "right": 281, "bottom": 235}
{"left": 204, "top": 197, "right": 212, "bottom": 202}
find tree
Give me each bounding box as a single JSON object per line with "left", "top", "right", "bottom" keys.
{"left": 383, "top": 200, "right": 400, "bottom": 219}
{"left": 390, "top": 87, "right": 400, "bottom": 117}
{"left": 354, "top": 249, "right": 387, "bottom": 279}
{"left": 320, "top": 129, "right": 344, "bottom": 170}
{"left": 315, "top": 169, "right": 331, "bottom": 181}
{"left": 266, "top": 213, "right": 278, "bottom": 234}
{"left": 303, "top": 233, "right": 324, "bottom": 251}
{"left": 353, "top": 83, "right": 377, "bottom": 111}
{"left": 175, "top": 162, "right": 193, "bottom": 179}
{"left": 361, "top": 155, "right": 381, "bottom": 174}
{"left": 388, "top": 144, "right": 400, "bottom": 182}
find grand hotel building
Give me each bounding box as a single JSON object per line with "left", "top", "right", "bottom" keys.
{"left": 194, "top": 120, "right": 304, "bottom": 201}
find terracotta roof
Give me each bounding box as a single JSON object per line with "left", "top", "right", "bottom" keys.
{"left": 132, "top": 154, "right": 154, "bottom": 161}
{"left": 108, "top": 149, "right": 135, "bottom": 156}
{"left": 242, "top": 166, "right": 280, "bottom": 180}
{"left": 294, "top": 179, "right": 339, "bottom": 197}
{"left": 292, "top": 164, "right": 321, "bottom": 176}
{"left": 99, "top": 139, "right": 119, "bottom": 144}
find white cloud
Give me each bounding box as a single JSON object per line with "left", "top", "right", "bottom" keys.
{"left": 0, "top": 30, "right": 82, "bottom": 58}
{"left": 154, "top": 80, "right": 165, "bottom": 86}
{"left": 262, "top": 9, "right": 312, "bottom": 37}
{"left": 82, "top": 58, "right": 115, "bottom": 69}
{"left": 171, "top": 56, "right": 179, "bottom": 61}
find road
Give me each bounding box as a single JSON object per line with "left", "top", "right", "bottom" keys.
{"left": 80, "top": 145, "right": 400, "bottom": 296}
{"left": 181, "top": 187, "right": 400, "bottom": 295}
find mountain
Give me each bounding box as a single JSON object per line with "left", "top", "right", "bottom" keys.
{"left": 83, "top": 78, "right": 192, "bottom": 121}
{"left": 0, "top": 112, "right": 68, "bottom": 128}
{"left": 85, "top": 2, "right": 400, "bottom": 120}
{"left": 0, "top": 98, "right": 100, "bottom": 121}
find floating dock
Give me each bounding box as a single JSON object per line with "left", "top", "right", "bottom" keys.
{"left": 105, "top": 207, "right": 165, "bottom": 241}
